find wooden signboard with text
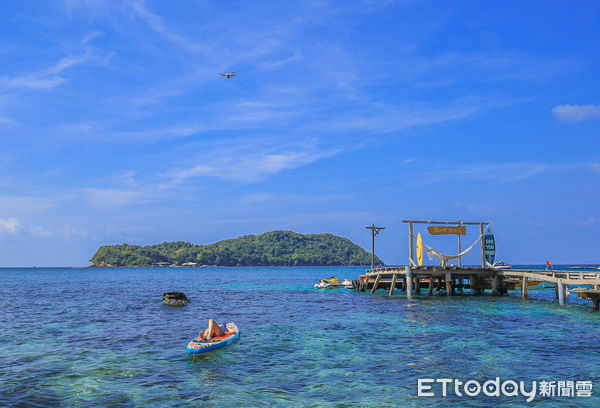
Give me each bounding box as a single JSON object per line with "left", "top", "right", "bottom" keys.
{"left": 427, "top": 226, "right": 466, "bottom": 235}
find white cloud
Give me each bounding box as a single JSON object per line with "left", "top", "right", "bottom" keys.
{"left": 552, "top": 104, "right": 600, "bottom": 122}
{"left": 416, "top": 163, "right": 568, "bottom": 186}
{"left": 0, "top": 217, "right": 20, "bottom": 234}
{"left": 304, "top": 102, "right": 479, "bottom": 136}
{"left": 29, "top": 226, "right": 52, "bottom": 237}
{"left": 241, "top": 192, "right": 351, "bottom": 205}
{"left": 110, "top": 125, "right": 205, "bottom": 142}
{"left": 59, "top": 224, "right": 88, "bottom": 238}
{"left": 81, "top": 188, "right": 146, "bottom": 206}
{"left": 0, "top": 32, "right": 101, "bottom": 91}
{"left": 1, "top": 55, "right": 88, "bottom": 90}
{"left": 130, "top": 0, "right": 205, "bottom": 53}
{"left": 165, "top": 139, "right": 343, "bottom": 184}
{"left": 578, "top": 217, "right": 599, "bottom": 227}
{"left": 0, "top": 195, "right": 55, "bottom": 213}
{"left": 590, "top": 163, "right": 600, "bottom": 174}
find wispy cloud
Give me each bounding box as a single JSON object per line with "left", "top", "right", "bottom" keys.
{"left": 1, "top": 56, "right": 84, "bottom": 89}
{"left": 241, "top": 192, "right": 351, "bottom": 205}
{"left": 130, "top": 0, "right": 205, "bottom": 53}
{"left": 578, "top": 216, "right": 599, "bottom": 227}
{"left": 314, "top": 103, "right": 478, "bottom": 135}
{"left": 0, "top": 217, "right": 20, "bottom": 234}
{"left": 415, "top": 163, "right": 569, "bottom": 186}
{"left": 453, "top": 202, "right": 499, "bottom": 216}
{"left": 29, "top": 226, "right": 52, "bottom": 237}
{"left": 80, "top": 188, "right": 148, "bottom": 206}
{"left": 257, "top": 49, "right": 303, "bottom": 71}
{"left": 58, "top": 224, "right": 88, "bottom": 238}
{"left": 165, "top": 138, "right": 344, "bottom": 184}
{"left": 552, "top": 104, "right": 600, "bottom": 122}
{"left": 1, "top": 33, "right": 101, "bottom": 90}
{"left": 0, "top": 195, "right": 54, "bottom": 213}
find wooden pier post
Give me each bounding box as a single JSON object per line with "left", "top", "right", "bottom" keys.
{"left": 445, "top": 271, "right": 452, "bottom": 296}
{"left": 469, "top": 275, "right": 478, "bottom": 295}
{"left": 428, "top": 276, "right": 434, "bottom": 295}
{"left": 415, "top": 277, "right": 421, "bottom": 294}
{"left": 491, "top": 274, "right": 499, "bottom": 296}
{"left": 558, "top": 279, "right": 565, "bottom": 305}
{"left": 408, "top": 222, "right": 414, "bottom": 266}
{"left": 521, "top": 277, "right": 528, "bottom": 298}
{"left": 389, "top": 273, "right": 397, "bottom": 297}
{"left": 479, "top": 223, "right": 485, "bottom": 268}
{"left": 371, "top": 273, "right": 381, "bottom": 294}
{"left": 458, "top": 234, "right": 462, "bottom": 267}
{"left": 405, "top": 266, "right": 413, "bottom": 299}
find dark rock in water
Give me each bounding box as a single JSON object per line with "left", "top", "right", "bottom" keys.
{"left": 162, "top": 291, "right": 190, "bottom": 306}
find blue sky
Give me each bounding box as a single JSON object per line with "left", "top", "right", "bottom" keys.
{"left": 0, "top": 0, "right": 599, "bottom": 266}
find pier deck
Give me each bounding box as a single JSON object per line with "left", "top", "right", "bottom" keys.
{"left": 360, "top": 266, "right": 600, "bottom": 310}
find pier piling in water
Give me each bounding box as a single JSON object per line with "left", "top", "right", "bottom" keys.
{"left": 445, "top": 271, "right": 452, "bottom": 296}
{"left": 388, "top": 273, "right": 397, "bottom": 297}
{"left": 558, "top": 279, "right": 565, "bottom": 305}
{"left": 405, "top": 266, "right": 413, "bottom": 299}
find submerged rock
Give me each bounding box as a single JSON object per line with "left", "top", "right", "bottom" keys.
{"left": 162, "top": 291, "right": 190, "bottom": 306}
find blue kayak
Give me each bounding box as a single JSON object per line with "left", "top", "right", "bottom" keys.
{"left": 186, "top": 322, "right": 240, "bottom": 354}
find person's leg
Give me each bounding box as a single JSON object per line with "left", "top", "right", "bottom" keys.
{"left": 206, "top": 319, "right": 223, "bottom": 339}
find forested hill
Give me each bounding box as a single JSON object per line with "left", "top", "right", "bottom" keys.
{"left": 89, "top": 230, "right": 384, "bottom": 267}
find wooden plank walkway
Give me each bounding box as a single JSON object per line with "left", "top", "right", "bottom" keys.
{"left": 359, "top": 266, "right": 600, "bottom": 311}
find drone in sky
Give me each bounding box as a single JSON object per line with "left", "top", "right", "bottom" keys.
{"left": 219, "top": 72, "right": 236, "bottom": 78}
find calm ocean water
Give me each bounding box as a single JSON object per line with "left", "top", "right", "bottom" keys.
{"left": 1, "top": 265, "right": 600, "bottom": 407}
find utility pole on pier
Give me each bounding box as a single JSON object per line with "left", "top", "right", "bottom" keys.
{"left": 366, "top": 222, "right": 386, "bottom": 270}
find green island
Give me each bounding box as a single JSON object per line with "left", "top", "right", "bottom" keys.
{"left": 90, "top": 230, "right": 383, "bottom": 267}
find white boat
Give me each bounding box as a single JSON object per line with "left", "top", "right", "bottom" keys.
{"left": 314, "top": 281, "right": 345, "bottom": 289}
{"left": 492, "top": 261, "right": 512, "bottom": 269}
{"left": 342, "top": 279, "right": 354, "bottom": 288}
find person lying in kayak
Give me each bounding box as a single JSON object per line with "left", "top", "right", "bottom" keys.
{"left": 197, "top": 319, "right": 230, "bottom": 341}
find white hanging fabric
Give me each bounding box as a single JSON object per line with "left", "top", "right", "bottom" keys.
{"left": 416, "top": 233, "right": 483, "bottom": 262}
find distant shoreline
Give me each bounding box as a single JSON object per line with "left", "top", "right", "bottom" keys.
{"left": 1, "top": 263, "right": 598, "bottom": 269}
{"left": 88, "top": 230, "right": 384, "bottom": 268}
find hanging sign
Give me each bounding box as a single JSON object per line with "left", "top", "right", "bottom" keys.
{"left": 484, "top": 226, "right": 495, "bottom": 265}
{"left": 427, "top": 226, "right": 466, "bottom": 235}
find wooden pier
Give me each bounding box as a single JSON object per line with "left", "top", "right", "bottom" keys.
{"left": 569, "top": 288, "right": 600, "bottom": 310}
{"left": 358, "top": 219, "right": 600, "bottom": 311}
{"left": 362, "top": 266, "right": 514, "bottom": 296}
{"left": 359, "top": 266, "right": 600, "bottom": 310}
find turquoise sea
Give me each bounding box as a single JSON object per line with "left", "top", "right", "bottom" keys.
{"left": 1, "top": 265, "right": 600, "bottom": 407}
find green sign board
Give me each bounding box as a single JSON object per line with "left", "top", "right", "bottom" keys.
{"left": 484, "top": 227, "right": 495, "bottom": 265}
